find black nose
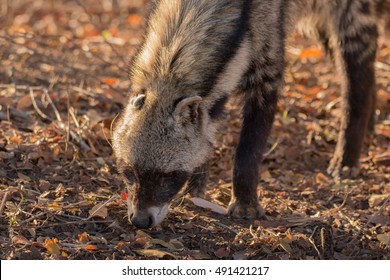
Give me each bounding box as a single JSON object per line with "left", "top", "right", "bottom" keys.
{"left": 130, "top": 211, "right": 153, "bottom": 229}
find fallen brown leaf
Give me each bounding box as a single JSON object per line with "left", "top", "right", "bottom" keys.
{"left": 214, "top": 247, "right": 231, "bottom": 259}
{"left": 89, "top": 203, "right": 108, "bottom": 219}
{"left": 299, "top": 48, "right": 323, "bottom": 59}
{"left": 149, "top": 239, "right": 184, "bottom": 251}
{"left": 85, "top": 245, "right": 98, "bottom": 251}
{"left": 377, "top": 234, "right": 390, "bottom": 246}
{"left": 369, "top": 194, "right": 389, "bottom": 207}
{"left": 315, "top": 172, "right": 330, "bottom": 185}
{"left": 134, "top": 249, "right": 177, "bottom": 259}
{"left": 78, "top": 232, "right": 89, "bottom": 244}
{"left": 12, "top": 234, "right": 30, "bottom": 245}
{"left": 44, "top": 239, "right": 61, "bottom": 256}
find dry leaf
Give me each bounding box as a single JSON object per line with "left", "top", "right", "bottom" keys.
{"left": 85, "top": 245, "right": 98, "bottom": 251}
{"left": 189, "top": 250, "right": 210, "bottom": 260}
{"left": 279, "top": 240, "right": 293, "bottom": 254}
{"left": 373, "top": 149, "right": 390, "bottom": 166}
{"left": 369, "top": 214, "right": 390, "bottom": 226}
{"left": 134, "top": 249, "right": 177, "bottom": 259}
{"left": 133, "top": 237, "right": 149, "bottom": 247}
{"left": 261, "top": 170, "right": 272, "bottom": 181}
{"left": 128, "top": 14, "right": 142, "bottom": 26}
{"left": 96, "top": 157, "right": 105, "bottom": 165}
{"left": 284, "top": 147, "right": 300, "bottom": 161}
{"left": 281, "top": 235, "right": 295, "bottom": 244}
{"left": 189, "top": 197, "right": 227, "bottom": 215}
{"left": 44, "top": 239, "right": 61, "bottom": 256}
{"left": 38, "top": 180, "right": 51, "bottom": 192}
{"left": 150, "top": 239, "right": 175, "bottom": 250}
{"left": 149, "top": 239, "right": 184, "bottom": 251}
{"left": 169, "top": 239, "right": 185, "bottom": 251}
{"left": 136, "top": 230, "right": 152, "bottom": 239}
{"left": 12, "top": 234, "right": 30, "bottom": 245}
{"left": 376, "top": 128, "right": 390, "bottom": 139}
{"left": 0, "top": 151, "right": 14, "bottom": 159}
{"left": 377, "top": 234, "right": 390, "bottom": 246}
{"left": 9, "top": 136, "right": 22, "bottom": 145}
{"left": 369, "top": 194, "right": 389, "bottom": 207}
{"left": 17, "top": 95, "right": 32, "bottom": 109}
{"left": 27, "top": 152, "right": 40, "bottom": 160}
{"left": 78, "top": 232, "right": 89, "bottom": 244}
{"left": 17, "top": 172, "right": 31, "bottom": 181}
{"left": 306, "top": 86, "right": 323, "bottom": 96}
{"left": 61, "top": 251, "right": 68, "bottom": 257}
{"left": 48, "top": 202, "right": 62, "bottom": 210}
{"left": 299, "top": 48, "right": 323, "bottom": 59}
{"left": 103, "top": 78, "right": 118, "bottom": 86}
{"left": 214, "top": 247, "right": 231, "bottom": 259}
{"left": 315, "top": 172, "right": 330, "bottom": 185}
{"left": 233, "top": 252, "right": 247, "bottom": 260}
{"left": 89, "top": 203, "right": 108, "bottom": 219}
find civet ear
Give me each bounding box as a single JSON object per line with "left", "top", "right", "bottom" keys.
{"left": 130, "top": 94, "right": 146, "bottom": 110}
{"left": 173, "top": 96, "right": 202, "bottom": 124}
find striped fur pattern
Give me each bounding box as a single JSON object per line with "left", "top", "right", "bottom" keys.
{"left": 112, "top": 0, "right": 390, "bottom": 228}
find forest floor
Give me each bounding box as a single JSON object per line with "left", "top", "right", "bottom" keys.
{"left": 0, "top": 0, "right": 389, "bottom": 260}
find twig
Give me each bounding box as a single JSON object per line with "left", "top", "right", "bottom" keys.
{"left": 30, "top": 88, "right": 50, "bottom": 120}
{"left": 263, "top": 137, "right": 281, "bottom": 158}
{"left": 70, "top": 85, "right": 95, "bottom": 97}
{"left": 308, "top": 226, "right": 322, "bottom": 259}
{"left": 58, "top": 243, "right": 89, "bottom": 249}
{"left": 69, "top": 131, "right": 91, "bottom": 152}
{"left": 66, "top": 86, "right": 71, "bottom": 152}
{"left": 276, "top": 198, "right": 295, "bottom": 213}
{"left": 336, "top": 190, "right": 353, "bottom": 209}
{"left": 17, "top": 212, "right": 48, "bottom": 226}
{"left": 55, "top": 213, "right": 85, "bottom": 221}
{"left": 0, "top": 191, "right": 9, "bottom": 217}
{"left": 338, "top": 210, "right": 362, "bottom": 232}
{"left": 43, "top": 88, "right": 91, "bottom": 152}
{"left": 43, "top": 89, "right": 62, "bottom": 122}
{"left": 215, "top": 221, "right": 238, "bottom": 234}
{"left": 325, "top": 97, "right": 341, "bottom": 112}
{"left": 249, "top": 224, "right": 257, "bottom": 238}
{"left": 0, "top": 84, "right": 45, "bottom": 90}
{"left": 375, "top": 61, "right": 390, "bottom": 71}
{"left": 62, "top": 201, "right": 92, "bottom": 209}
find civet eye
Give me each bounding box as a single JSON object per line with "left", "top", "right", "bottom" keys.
{"left": 123, "top": 168, "right": 136, "bottom": 185}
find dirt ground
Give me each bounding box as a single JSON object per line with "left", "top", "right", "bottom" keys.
{"left": 0, "top": 0, "right": 389, "bottom": 260}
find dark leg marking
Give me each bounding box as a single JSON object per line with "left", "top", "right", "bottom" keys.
{"left": 228, "top": 61, "right": 282, "bottom": 219}
{"left": 327, "top": 10, "right": 378, "bottom": 178}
